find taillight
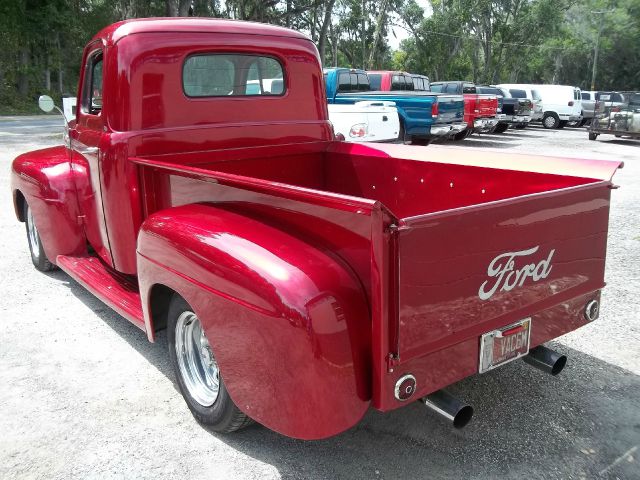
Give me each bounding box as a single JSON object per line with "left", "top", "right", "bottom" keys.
{"left": 349, "top": 123, "right": 367, "bottom": 138}
{"left": 568, "top": 101, "right": 574, "bottom": 106}
{"left": 431, "top": 101, "right": 438, "bottom": 118}
{"left": 612, "top": 106, "right": 621, "bottom": 112}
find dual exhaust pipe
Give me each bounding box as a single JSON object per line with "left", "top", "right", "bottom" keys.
{"left": 420, "top": 345, "right": 567, "bottom": 429}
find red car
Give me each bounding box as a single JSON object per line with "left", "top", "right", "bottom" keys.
{"left": 12, "top": 19, "right": 621, "bottom": 440}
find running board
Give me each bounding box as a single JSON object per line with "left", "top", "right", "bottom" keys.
{"left": 56, "top": 255, "right": 145, "bottom": 330}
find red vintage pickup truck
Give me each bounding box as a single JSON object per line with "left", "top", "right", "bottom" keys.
{"left": 11, "top": 19, "right": 621, "bottom": 440}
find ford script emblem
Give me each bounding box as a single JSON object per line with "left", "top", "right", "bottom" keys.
{"left": 479, "top": 246, "right": 555, "bottom": 300}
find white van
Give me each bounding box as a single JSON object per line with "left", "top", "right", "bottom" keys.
{"left": 498, "top": 84, "right": 582, "bottom": 129}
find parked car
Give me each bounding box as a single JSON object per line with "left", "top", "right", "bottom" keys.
{"left": 13, "top": 18, "right": 621, "bottom": 441}
{"left": 325, "top": 68, "right": 466, "bottom": 143}
{"left": 476, "top": 86, "right": 532, "bottom": 132}
{"left": 430, "top": 81, "right": 498, "bottom": 139}
{"left": 500, "top": 84, "right": 581, "bottom": 129}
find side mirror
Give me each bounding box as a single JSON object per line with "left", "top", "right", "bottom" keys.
{"left": 38, "top": 95, "right": 55, "bottom": 113}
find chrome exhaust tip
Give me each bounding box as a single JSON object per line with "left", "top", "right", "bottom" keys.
{"left": 523, "top": 345, "right": 567, "bottom": 376}
{"left": 421, "top": 390, "right": 474, "bottom": 429}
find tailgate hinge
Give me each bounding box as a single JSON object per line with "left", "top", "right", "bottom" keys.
{"left": 385, "top": 223, "right": 399, "bottom": 234}
{"left": 386, "top": 353, "right": 400, "bottom": 373}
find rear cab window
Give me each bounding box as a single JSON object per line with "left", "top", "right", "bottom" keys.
{"left": 368, "top": 74, "right": 382, "bottom": 90}
{"left": 462, "top": 83, "right": 476, "bottom": 94}
{"left": 509, "top": 89, "right": 527, "bottom": 99}
{"left": 183, "top": 54, "right": 285, "bottom": 97}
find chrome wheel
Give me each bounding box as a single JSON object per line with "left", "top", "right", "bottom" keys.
{"left": 543, "top": 115, "right": 557, "bottom": 128}
{"left": 175, "top": 311, "right": 220, "bottom": 407}
{"left": 27, "top": 207, "right": 40, "bottom": 261}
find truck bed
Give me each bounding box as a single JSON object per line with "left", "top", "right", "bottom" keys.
{"left": 133, "top": 141, "right": 621, "bottom": 410}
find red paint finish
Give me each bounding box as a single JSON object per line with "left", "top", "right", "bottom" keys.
{"left": 57, "top": 255, "right": 144, "bottom": 329}
{"left": 137, "top": 204, "right": 371, "bottom": 439}
{"left": 11, "top": 19, "right": 623, "bottom": 439}
{"left": 11, "top": 146, "right": 87, "bottom": 262}
{"left": 463, "top": 93, "right": 498, "bottom": 128}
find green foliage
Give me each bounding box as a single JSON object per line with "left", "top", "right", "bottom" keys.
{"left": 396, "top": 0, "right": 639, "bottom": 89}
{"left": 1, "top": 0, "right": 637, "bottom": 114}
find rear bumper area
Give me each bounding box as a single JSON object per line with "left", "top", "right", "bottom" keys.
{"left": 375, "top": 290, "right": 601, "bottom": 411}
{"left": 473, "top": 117, "right": 499, "bottom": 132}
{"left": 430, "top": 121, "right": 468, "bottom": 137}
{"left": 509, "top": 115, "right": 531, "bottom": 125}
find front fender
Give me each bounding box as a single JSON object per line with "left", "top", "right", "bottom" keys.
{"left": 137, "top": 203, "right": 371, "bottom": 439}
{"left": 11, "top": 146, "right": 86, "bottom": 261}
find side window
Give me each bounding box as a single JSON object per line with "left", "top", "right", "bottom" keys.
{"left": 430, "top": 84, "right": 443, "bottom": 93}
{"left": 581, "top": 92, "right": 590, "bottom": 100}
{"left": 182, "top": 54, "right": 284, "bottom": 97}
{"left": 403, "top": 75, "right": 414, "bottom": 90}
{"left": 357, "top": 73, "right": 369, "bottom": 91}
{"left": 338, "top": 72, "right": 351, "bottom": 92}
{"left": 82, "top": 50, "right": 103, "bottom": 115}
{"left": 391, "top": 75, "right": 404, "bottom": 90}
{"left": 531, "top": 90, "right": 541, "bottom": 101}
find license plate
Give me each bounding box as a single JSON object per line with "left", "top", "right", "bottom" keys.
{"left": 479, "top": 318, "right": 531, "bottom": 373}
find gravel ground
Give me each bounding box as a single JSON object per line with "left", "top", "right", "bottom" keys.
{"left": 1, "top": 117, "right": 639, "bottom": 480}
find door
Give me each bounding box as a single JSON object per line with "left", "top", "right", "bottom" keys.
{"left": 69, "top": 45, "right": 113, "bottom": 266}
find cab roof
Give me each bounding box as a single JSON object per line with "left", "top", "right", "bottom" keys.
{"left": 92, "top": 17, "right": 311, "bottom": 45}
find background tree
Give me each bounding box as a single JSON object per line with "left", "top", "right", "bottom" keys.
{"left": 0, "top": 0, "right": 637, "bottom": 115}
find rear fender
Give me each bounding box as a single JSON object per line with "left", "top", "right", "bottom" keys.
{"left": 11, "top": 146, "right": 86, "bottom": 261}
{"left": 137, "top": 203, "right": 371, "bottom": 440}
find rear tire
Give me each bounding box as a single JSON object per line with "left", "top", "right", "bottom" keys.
{"left": 452, "top": 129, "right": 469, "bottom": 141}
{"left": 542, "top": 113, "right": 560, "bottom": 129}
{"left": 24, "top": 202, "right": 56, "bottom": 272}
{"left": 168, "top": 295, "right": 252, "bottom": 433}
{"left": 558, "top": 120, "right": 567, "bottom": 129}
{"left": 399, "top": 121, "right": 410, "bottom": 144}
{"left": 493, "top": 123, "right": 509, "bottom": 134}
{"left": 588, "top": 132, "right": 598, "bottom": 141}
{"left": 514, "top": 124, "right": 527, "bottom": 130}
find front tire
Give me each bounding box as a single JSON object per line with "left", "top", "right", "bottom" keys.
{"left": 24, "top": 202, "right": 56, "bottom": 272}
{"left": 588, "top": 132, "right": 598, "bottom": 141}
{"left": 168, "top": 295, "right": 252, "bottom": 433}
{"left": 542, "top": 113, "right": 560, "bottom": 129}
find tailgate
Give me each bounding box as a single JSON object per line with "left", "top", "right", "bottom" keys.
{"left": 431, "top": 94, "right": 465, "bottom": 124}
{"left": 476, "top": 94, "right": 498, "bottom": 117}
{"left": 359, "top": 102, "right": 400, "bottom": 142}
{"left": 396, "top": 182, "right": 612, "bottom": 362}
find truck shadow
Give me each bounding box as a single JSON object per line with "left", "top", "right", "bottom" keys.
{"left": 56, "top": 270, "right": 640, "bottom": 479}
